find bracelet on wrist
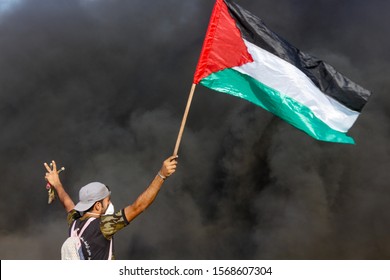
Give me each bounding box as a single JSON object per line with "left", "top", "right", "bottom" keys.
{"left": 157, "top": 172, "right": 166, "bottom": 180}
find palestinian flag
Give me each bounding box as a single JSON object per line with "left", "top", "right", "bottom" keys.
{"left": 193, "top": 0, "right": 371, "bottom": 144}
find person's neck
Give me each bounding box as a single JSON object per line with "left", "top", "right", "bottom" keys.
{"left": 84, "top": 211, "right": 101, "bottom": 217}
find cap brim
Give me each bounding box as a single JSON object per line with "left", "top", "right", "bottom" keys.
{"left": 74, "top": 201, "right": 96, "bottom": 212}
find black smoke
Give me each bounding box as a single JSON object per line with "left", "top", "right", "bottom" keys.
{"left": 0, "top": 0, "right": 389, "bottom": 259}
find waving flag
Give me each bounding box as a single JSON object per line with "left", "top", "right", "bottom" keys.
{"left": 194, "top": 0, "right": 371, "bottom": 144}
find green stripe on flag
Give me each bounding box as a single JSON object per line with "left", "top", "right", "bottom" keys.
{"left": 200, "top": 68, "right": 355, "bottom": 144}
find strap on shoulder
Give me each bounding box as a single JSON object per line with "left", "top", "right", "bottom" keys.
{"left": 79, "top": 217, "right": 96, "bottom": 236}
{"left": 70, "top": 217, "right": 96, "bottom": 237}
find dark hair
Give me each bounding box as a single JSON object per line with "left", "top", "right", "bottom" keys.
{"left": 85, "top": 199, "right": 104, "bottom": 213}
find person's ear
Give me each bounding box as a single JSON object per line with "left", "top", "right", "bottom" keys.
{"left": 94, "top": 201, "right": 102, "bottom": 212}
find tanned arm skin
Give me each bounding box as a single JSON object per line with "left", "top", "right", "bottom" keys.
{"left": 44, "top": 155, "right": 178, "bottom": 217}
{"left": 124, "top": 155, "right": 178, "bottom": 223}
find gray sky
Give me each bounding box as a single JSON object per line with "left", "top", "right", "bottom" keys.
{"left": 0, "top": 0, "right": 389, "bottom": 259}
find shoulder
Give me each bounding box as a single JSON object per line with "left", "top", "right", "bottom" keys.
{"left": 100, "top": 209, "right": 129, "bottom": 238}
{"left": 66, "top": 209, "right": 81, "bottom": 227}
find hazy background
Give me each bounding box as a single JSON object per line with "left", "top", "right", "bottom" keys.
{"left": 0, "top": 0, "right": 389, "bottom": 259}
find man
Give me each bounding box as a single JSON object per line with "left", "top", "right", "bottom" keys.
{"left": 44, "top": 155, "right": 178, "bottom": 260}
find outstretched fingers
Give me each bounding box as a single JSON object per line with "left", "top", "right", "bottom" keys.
{"left": 43, "top": 160, "right": 63, "bottom": 187}
{"left": 51, "top": 160, "right": 58, "bottom": 173}
{"left": 44, "top": 160, "right": 57, "bottom": 173}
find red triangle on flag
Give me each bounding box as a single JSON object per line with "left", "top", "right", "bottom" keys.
{"left": 193, "top": 0, "right": 253, "bottom": 84}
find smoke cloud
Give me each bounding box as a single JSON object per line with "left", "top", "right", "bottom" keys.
{"left": 0, "top": 0, "right": 389, "bottom": 259}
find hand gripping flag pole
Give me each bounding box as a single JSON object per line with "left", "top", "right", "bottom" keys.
{"left": 176, "top": 0, "right": 372, "bottom": 153}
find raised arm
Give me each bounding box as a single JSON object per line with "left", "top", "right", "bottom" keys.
{"left": 44, "top": 160, "right": 75, "bottom": 213}
{"left": 124, "top": 155, "right": 178, "bottom": 223}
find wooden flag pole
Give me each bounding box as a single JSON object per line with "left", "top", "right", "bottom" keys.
{"left": 173, "top": 83, "right": 197, "bottom": 156}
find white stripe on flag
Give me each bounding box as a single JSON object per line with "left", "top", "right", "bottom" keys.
{"left": 234, "top": 40, "right": 359, "bottom": 133}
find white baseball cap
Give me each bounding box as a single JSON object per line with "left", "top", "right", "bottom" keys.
{"left": 74, "top": 182, "right": 111, "bottom": 212}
